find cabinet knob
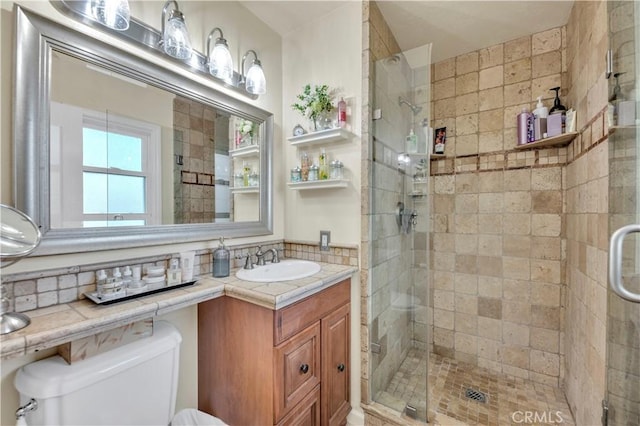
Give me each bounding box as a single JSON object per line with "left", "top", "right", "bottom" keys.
{"left": 337, "top": 363, "right": 345, "bottom": 372}
{"left": 300, "top": 364, "right": 309, "bottom": 374}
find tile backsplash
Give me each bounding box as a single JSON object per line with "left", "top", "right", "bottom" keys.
{"left": 1, "top": 240, "right": 358, "bottom": 314}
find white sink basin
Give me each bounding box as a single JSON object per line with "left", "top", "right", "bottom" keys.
{"left": 236, "top": 259, "right": 321, "bottom": 282}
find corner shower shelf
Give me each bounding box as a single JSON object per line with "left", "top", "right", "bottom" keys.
{"left": 514, "top": 132, "right": 578, "bottom": 150}
{"left": 231, "top": 186, "right": 259, "bottom": 194}
{"left": 287, "top": 179, "right": 349, "bottom": 190}
{"left": 287, "top": 128, "right": 352, "bottom": 146}
{"left": 230, "top": 145, "right": 259, "bottom": 158}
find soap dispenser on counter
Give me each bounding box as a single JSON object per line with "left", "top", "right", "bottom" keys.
{"left": 213, "top": 237, "right": 230, "bottom": 278}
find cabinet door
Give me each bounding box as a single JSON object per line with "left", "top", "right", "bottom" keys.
{"left": 276, "top": 385, "right": 321, "bottom": 426}
{"left": 321, "top": 304, "right": 350, "bottom": 426}
{"left": 274, "top": 322, "right": 321, "bottom": 423}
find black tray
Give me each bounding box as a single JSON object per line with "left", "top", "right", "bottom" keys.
{"left": 84, "top": 280, "right": 197, "bottom": 305}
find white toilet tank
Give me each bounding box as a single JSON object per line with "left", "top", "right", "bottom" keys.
{"left": 14, "top": 321, "right": 182, "bottom": 426}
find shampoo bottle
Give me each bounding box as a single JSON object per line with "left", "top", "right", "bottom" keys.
{"left": 517, "top": 108, "right": 534, "bottom": 145}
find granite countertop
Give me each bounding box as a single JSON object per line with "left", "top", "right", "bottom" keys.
{"left": 1, "top": 262, "right": 356, "bottom": 360}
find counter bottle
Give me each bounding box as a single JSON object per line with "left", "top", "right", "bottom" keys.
{"left": 213, "top": 237, "right": 230, "bottom": 278}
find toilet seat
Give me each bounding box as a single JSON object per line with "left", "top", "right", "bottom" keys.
{"left": 172, "top": 409, "right": 228, "bottom": 426}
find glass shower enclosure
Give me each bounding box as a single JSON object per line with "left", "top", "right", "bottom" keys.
{"left": 369, "top": 45, "right": 431, "bottom": 422}
{"left": 606, "top": 1, "right": 640, "bottom": 424}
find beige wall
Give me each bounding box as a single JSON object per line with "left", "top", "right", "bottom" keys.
{"left": 0, "top": 2, "right": 282, "bottom": 424}
{"left": 282, "top": 2, "right": 362, "bottom": 247}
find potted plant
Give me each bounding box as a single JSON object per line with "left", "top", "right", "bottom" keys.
{"left": 292, "top": 84, "right": 335, "bottom": 131}
{"left": 236, "top": 119, "right": 257, "bottom": 146}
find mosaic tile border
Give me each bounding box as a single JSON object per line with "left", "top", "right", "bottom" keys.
{"left": 430, "top": 107, "right": 608, "bottom": 176}
{"left": 1, "top": 240, "right": 358, "bottom": 314}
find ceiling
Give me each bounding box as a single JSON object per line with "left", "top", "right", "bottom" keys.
{"left": 240, "top": 1, "right": 574, "bottom": 64}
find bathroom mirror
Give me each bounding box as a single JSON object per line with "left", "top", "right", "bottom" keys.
{"left": 0, "top": 204, "right": 42, "bottom": 260}
{"left": 13, "top": 6, "right": 273, "bottom": 255}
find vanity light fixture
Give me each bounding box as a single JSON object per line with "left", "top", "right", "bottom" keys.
{"left": 91, "top": 0, "right": 130, "bottom": 30}
{"left": 241, "top": 50, "right": 267, "bottom": 95}
{"left": 160, "top": 0, "right": 192, "bottom": 60}
{"left": 53, "top": 0, "right": 265, "bottom": 99}
{"left": 206, "top": 28, "right": 234, "bottom": 84}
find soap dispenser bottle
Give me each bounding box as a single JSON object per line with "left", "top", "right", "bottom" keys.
{"left": 406, "top": 128, "right": 418, "bottom": 153}
{"left": 533, "top": 96, "right": 549, "bottom": 140}
{"left": 213, "top": 237, "right": 230, "bottom": 278}
{"left": 549, "top": 87, "right": 567, "bottom": 114}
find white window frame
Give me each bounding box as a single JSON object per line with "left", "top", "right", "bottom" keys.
{"left": 50, "top": 102, "right": 161, "bottom": 228}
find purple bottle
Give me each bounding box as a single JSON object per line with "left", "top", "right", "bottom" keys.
{"left": 517, "top": 108, "right": 534, "bottom": 145}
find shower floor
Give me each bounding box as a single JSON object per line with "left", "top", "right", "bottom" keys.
{"left": 378, "top": 348, "right": 575, "bottom": 425}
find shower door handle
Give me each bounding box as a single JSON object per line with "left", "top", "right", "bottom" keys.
{"left": 609, "top": 224, "right": 640, "bottom": 303}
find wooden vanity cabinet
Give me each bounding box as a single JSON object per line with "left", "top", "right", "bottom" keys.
{"left": 198, "top": 279, "right": 350, "bottom": 426}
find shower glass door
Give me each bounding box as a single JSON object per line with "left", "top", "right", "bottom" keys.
{"left": 369, "top": 45, "right": 431, "bottom": 422}
{"left": 606, "top": 2, "right": 640, "bottom": 424}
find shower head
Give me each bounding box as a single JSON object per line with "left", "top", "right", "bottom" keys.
{"left": 399, "top": 97, "right": 422, "bottom": 115}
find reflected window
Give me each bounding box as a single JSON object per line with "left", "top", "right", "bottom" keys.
{"left": 50, "top": 102, "right": 161, "bottom": 228}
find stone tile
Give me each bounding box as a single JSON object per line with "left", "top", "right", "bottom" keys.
{"left": 477, "top": 297, "right": 502, "bottom": 319}
{"left": 532, "top": 27, "right": 562, "bottom": 55}
{"left": 504, "top": 58, "right": 532, "bottom": 84}
{"left": 479, "top": 65, "right": 504, "bottom": 90}
{"left": 456, "top": 72, "right": 479, "bottom": 95}
{"left": 504, "top": 81, "right": 532, "bottom": 106}
{"left": 455, "top": 113, "right": 478, "bottom": 136}
{"left": 532, "top": 51, "right": 562, "bottom": 78}
{"left": 434, "top": 57, "right": 456, "bottom": 81}
{"left": 480, "top": 44, "right": 504, "bottom": 69}
{"left": 455, "top": 93, "right": 479, "bottom": 116}
{"left": 478, "top": 109, "right": 503, "bottom": 133}
{"left": 504, "top": 35, "right": 531, "bottom": 62}
{"left": 479, "top": 87, "right": 504, "bottom": 111}
{"left": 433, "top": 77, "right": 456, "bottom": 100}
{"left": 456, "top": 51, "right": 479, "bottom": 75}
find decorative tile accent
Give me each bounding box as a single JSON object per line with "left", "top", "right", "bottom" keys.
{"left": 58, "top": 319, "right": 153, "bottom": 364}
{"left": 1, "top": 240, "right": 356, "bottom": 314}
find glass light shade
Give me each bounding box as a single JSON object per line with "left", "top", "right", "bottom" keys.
{"left": 91, "top": 0, "right": 130, "bottom": 31}
{"left": 245, "top": 61, "right": 266, "bottom": 95}
{"left": 163, "top": 14, "right": 192, "bottom": 60}
{"left": 209, "top": 41, "right": 234, "bottom": 84}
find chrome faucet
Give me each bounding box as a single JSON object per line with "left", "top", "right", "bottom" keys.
{"left": 266, "top": 248, "right": 280, "bottom": 263}
{"left": 255, "top": 246, "right": 266, "bottom": 266}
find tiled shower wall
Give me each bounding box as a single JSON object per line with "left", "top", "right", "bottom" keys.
{"left": 430, "top": 27, "right": 567, "bottom": 386}
{"left": 173, "top": 96, "right": 217, "bottom": 224}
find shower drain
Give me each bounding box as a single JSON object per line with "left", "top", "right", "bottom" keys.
{"left": 464, "top": 388, "right": 488, "bottom": 403}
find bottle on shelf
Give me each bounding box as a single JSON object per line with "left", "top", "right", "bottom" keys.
{"left": 337, "top": 97, "right": 347, "bottom": 128}
{"left": 242, "top": 161, "right": 251, "bottom": 186}
{"left": 406, "top": 128, "right": 417, "bottom": 153}
{"left": 301, "top": 152, "right": 310, "bottom": 181}
{"left": 319, "top": 148, "right": 328, "bottom": 180}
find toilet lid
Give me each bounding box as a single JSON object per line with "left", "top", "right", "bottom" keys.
{"left": 172, "top": 409, "right": 228, "bottom": 426}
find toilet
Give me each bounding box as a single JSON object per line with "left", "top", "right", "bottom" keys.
{"left": 14, "top": 321, "right": 226, "bottom": 426}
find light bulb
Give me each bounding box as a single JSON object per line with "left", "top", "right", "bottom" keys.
{"left": 209, "top": 40, "right": 233, "bottom": 84}
{"left": 163, "top": 12, "right": 192, "bottom": 60}
{"left": 245, "top": 61, "right": 266, "bottom": 95}
{"left": 91, "top": 0, "right": 130, "bottom": 31}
